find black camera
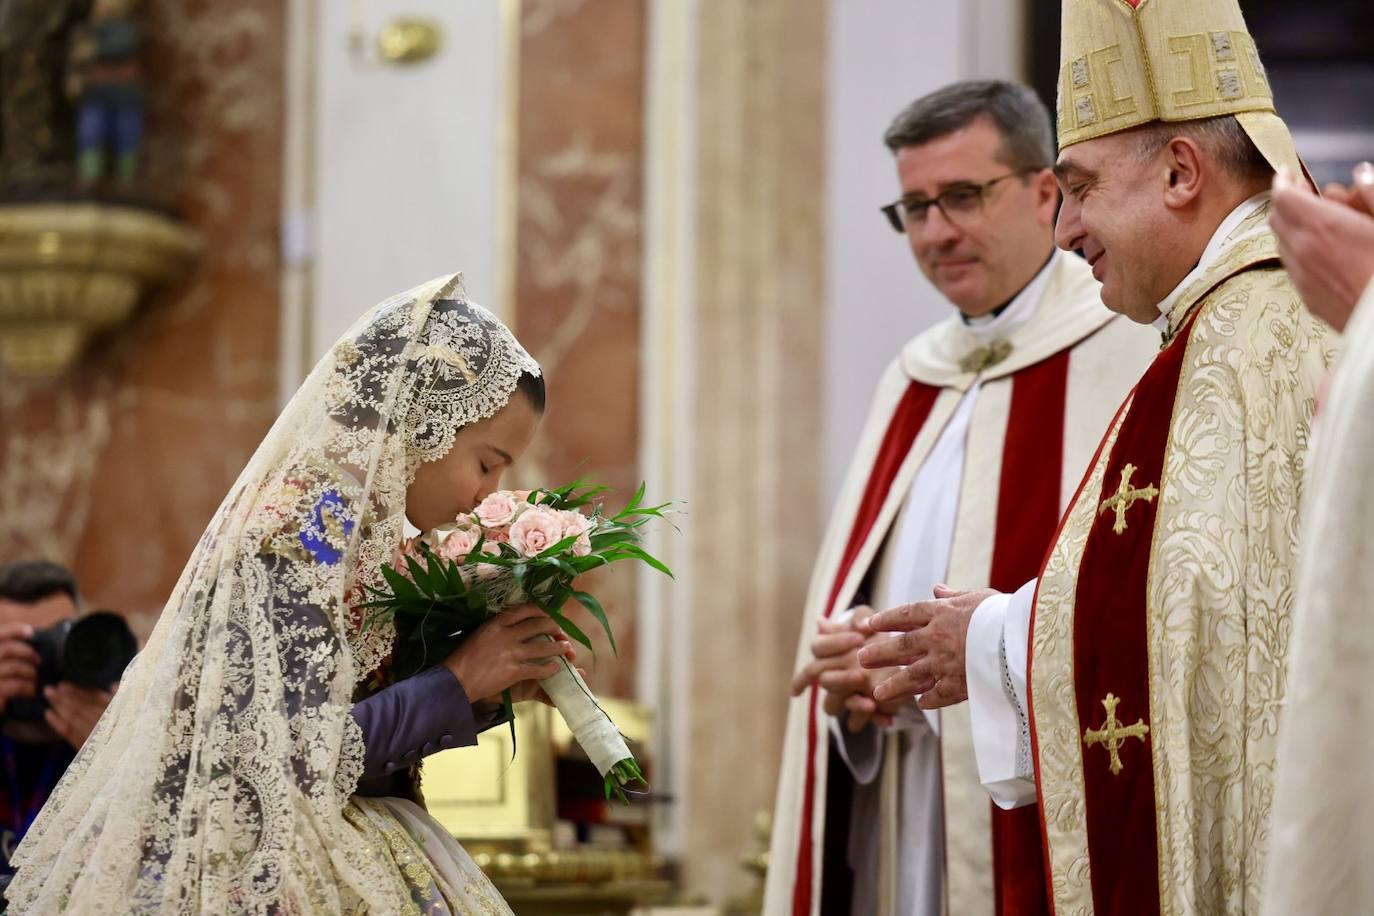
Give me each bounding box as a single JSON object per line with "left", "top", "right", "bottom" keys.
{"left": 5, "top": 611, "right": 137, "bottom": 722}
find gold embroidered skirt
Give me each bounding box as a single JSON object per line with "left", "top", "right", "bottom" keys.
{"left": 342, "top": 796, "right": 511, "bottom": 915}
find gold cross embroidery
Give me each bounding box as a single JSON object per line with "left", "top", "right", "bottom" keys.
{"left": 1097, "top": 463, "right": 1159, "bottom": 535}
{"left": 1082, "top": 692, "right": 1150, "bottom": 776}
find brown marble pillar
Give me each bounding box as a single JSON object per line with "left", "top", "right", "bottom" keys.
{"left": 511, "top": 0, "right": 647, "bottom": 698}
{"left": 686, "top": 0, "right": 827, "bottom": 900}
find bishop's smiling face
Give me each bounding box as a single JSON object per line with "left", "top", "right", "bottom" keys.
{"left": 1053, "top": 132, "right": 1179, "bottom": 323}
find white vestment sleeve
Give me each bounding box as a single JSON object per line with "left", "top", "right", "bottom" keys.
{"left": 830, "top": 713, "right": 884, "bottom": 786}
{"left": 965, "top": 579, "right": 1038, "bottom": 809}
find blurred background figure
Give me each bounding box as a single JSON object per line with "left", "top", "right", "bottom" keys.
{"left": 1261, "top": 162, "right": 1374, "bottom": 916}
{"left": 1269, "top": 162, "right": 1374, "bottom": 332}
{"left": 67, "top": 0, "right": 145, "bottom": 187}
{"left": 0, "top": 561, "right": 131, "bottom": 881}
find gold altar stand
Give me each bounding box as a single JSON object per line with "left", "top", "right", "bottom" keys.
{"left": 423, "top": 698, "right": 674, "bottom": 915}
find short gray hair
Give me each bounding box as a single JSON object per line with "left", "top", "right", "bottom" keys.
{"left": 1131, "top": 115, "right": 1272, "bottom": 182}
{"left": 883, "top": 80, "right": 1055, "bottom": 172}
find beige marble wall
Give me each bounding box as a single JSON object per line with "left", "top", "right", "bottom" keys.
{"left": 685, "top": 0, "right": 827, "bottom": 901}
{"left": 0, "top": 1, "right": 284, "bottom": 632}
{"left": 512, "top": 0, "right": 647, "bottom": 699}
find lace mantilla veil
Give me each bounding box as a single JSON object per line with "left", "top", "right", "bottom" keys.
{"left": 7, "top": 274, "right": 539, "bottom": 914}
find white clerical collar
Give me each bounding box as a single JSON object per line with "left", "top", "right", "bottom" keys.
{"left": 960, "top": 249, "right": 1061, "bottom": 342}
{"left": 1151, "top": 191, "right": 1272, "bottom": 334}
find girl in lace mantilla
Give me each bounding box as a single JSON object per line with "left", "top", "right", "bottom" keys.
{"left": 6, "top": 274, "right": 563, "bottom": 915}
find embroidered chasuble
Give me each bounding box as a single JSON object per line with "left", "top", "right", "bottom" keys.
{"left": 1027, "top": 208, "right": 1336, "bottom": 915}
{"left": 765, "top": 252, "right": 1155, "bottom": 916}
{"left": 1017, "top": 0, "right": 1329, "bottom": 906}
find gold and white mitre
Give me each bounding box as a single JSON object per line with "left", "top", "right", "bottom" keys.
{"left": 1057, "top": 0, "right": 1304, "bottom": 178}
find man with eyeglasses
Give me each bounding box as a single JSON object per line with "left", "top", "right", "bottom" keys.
{"left": 768, "top": 80, "right": 1155, "bottom": 916}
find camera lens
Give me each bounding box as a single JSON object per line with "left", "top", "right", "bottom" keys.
{"left": 59, "top": 612, "right": 137, "bottom": 688}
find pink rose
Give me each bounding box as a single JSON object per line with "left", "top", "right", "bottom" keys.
{"left": 391, "top": 536, "right": 420, "bottom": 579}
{"left": 475, "top": 491, "right": 520, "bottom": 528}
{"left": 437, "top": 525, "right": 480, "bottom": 561}
{"left": 559, "top": 510, "right": 593, "bottom": 557}
{"left": 509, "top": 506, "right": 564, "bottom": 557}
{"left": 483, "top": 526, "right": 510, "bottom": 543}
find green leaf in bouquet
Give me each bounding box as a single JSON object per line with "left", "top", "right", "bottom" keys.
{"left": 404, "top": 554, "right": 432, "bottom": 595}
{"left": 542, "top": 478, "right": 611, "bottom": 511}
{"left": 564, "top": 554, "right": 606, "bottom": 575}
{"left": 537, "top": 601, "right": 596, "bottom": 658}
{"left": 521, "top": 564, "right": 558, "bottom": 594}
{"left": 615, "top": 481, "right": 646, "bottom": 518}
{"left": 560, "top": 554, "right": 604, "bottom": 576}
{"left": 535, "top": 533, "right": 580, "bottom": 559}
{"left": 589, "top": 528, "right": 638, "bottom": 549}
{"left": 443, "top": 555, "right": 466, "bottom": 596}
{"left": 380, "top": 563, "right": 424, "bottom": 604}
{"left": 542, "top": 555, "right": 579, "bottom": 580}
{"left": 571, "top": 589, "right": 616, "bottom": 655}
{"left": 424, "top": 548, "right": 447, "bottom": 588}
{"left": 603, "top": 758, "right": 646, "bottom": 805}
{"left": 617, "top": 545, "right": 674, "bottom": 579}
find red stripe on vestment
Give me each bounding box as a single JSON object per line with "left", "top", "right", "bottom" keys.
{"left": 792, "top": 381, "right": 940, "bottom": 916}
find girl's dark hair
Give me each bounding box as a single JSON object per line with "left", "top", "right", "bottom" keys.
{"left": 516, "top": 370, "right": 546, "bottom": 414}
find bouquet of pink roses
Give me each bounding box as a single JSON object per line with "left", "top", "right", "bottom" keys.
{"left": 362, "top": 480, "right": 671, "bottom": 802}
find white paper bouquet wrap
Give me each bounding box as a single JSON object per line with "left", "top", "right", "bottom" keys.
{"left": 363, "top": 480, "right": 668, "bottom": 800}
{"left": 540, "top": 653, "right": 640, "bottom": 786}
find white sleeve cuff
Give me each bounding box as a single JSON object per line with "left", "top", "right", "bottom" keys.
{"left": 965, "top": 582, "right": 1038, "bottom": 809}
{"left": 1003, "top": 579, "right": 1034, "bottom": 715}
{"left": 829, "top": 712, "right": 884, "bottom": 785}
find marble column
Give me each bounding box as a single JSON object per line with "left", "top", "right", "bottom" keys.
{"left": 511, "top": 0, "right": 648, "bottom": 698}
{"left": 684, "top": 0, "right": 827, "bottom": 901}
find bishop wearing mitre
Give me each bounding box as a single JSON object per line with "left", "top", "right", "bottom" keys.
{"left": 860, "top": 1, "right": 1338, "bottom": 913}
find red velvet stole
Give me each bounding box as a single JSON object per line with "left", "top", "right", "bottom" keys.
{"left": 985, "top": 351, "right": 1070, "bottom": 916}
{"left": 1032, "top": 309, "right": 1201, "bottom": 914}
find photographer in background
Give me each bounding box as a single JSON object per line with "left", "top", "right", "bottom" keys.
{"left": 0, "top": 562, "right": 115, "bottom": 878}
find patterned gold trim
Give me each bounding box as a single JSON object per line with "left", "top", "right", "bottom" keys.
{"left": 1031, "top": 408, "right": 1129, "bottom": 910}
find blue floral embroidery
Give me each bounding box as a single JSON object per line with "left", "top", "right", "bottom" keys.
{"left": 299, "top": 490, "right": 354, "bottom": 565}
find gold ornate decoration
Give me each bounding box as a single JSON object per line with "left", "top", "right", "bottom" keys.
{"left": 1097, "top": 462, "right": 1159, "bottom": 534}
{"left": 959, "top": 340, "right": 1013, "bottom": 375}
{"left": 472, "top": 849, "right": 665, "bottom": 886}
{"left": 377, "top": 18, "right": 443, "bottom": 65}
{"left": 1056, "top": 0, "right": 1305, "bottom": 180}
{"left": 0, "top": 202, "right": 197, "bottom": 376}
{"left": 1083, "top": 692, "right": 1150, "bottom": 776}
{"left": 425, "top": 699, "right": 672, "bottom": 911}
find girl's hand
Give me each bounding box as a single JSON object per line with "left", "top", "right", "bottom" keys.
{"left": 442, "top": 604, "right": 574, "bottom": 701}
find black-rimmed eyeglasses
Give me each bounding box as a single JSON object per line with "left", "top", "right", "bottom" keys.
{"left": 880, "top": 169, "right": 1036, "bottom": 233}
